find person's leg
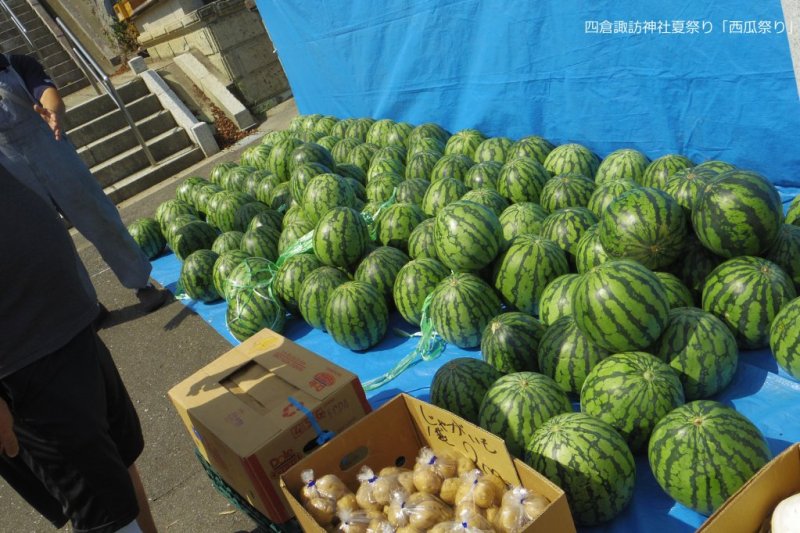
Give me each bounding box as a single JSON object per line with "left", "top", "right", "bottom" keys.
{"left": 128, "top": 464, "right": 157, "bottom": 533}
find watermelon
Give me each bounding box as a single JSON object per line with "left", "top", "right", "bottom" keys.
{"left": 581, "top": 351, "right": 685, "bottom": 452}
{"left": 194, "top": 184, "right": 224, "bottom": 215}
{"left": 313, "top": 206, "right": 370, "bottom": 269}
{"left": 573, "top": 259, "right": 670, "bottom": 352}
{"left": 539, "top": 207, "right": 598, "bottom": 256}
{"left": 538, "top": 273, "right": 580, "bottom": 326}
{"left": 316, "top": 135, "right": 341, "bottom": 152}
{"left": 474, "top": 137, "right": 513, "bottom": 164}
{"left": 224, "top": 256, "right": 276, "bottom": 301}
{"left": 539, "top": 174, "right": 596, "bottom": 213}
{"left": 421, "top": 177, "right": 468, "bottom": 216}
{"left": 481, "top": 312, "right": 547, "bottom": 373}
{"left": 329, "top": 119, "right": 354, "bottom": 139}
{"left": 367, "top": 157, "right": 405, "bottom": 182}
{"left": 212, "top": 250, "right": 250, "bottom": 298}
{"left": 405, "top": 150, "right": 441, "bottom": 181}
{"left": 786, "top": 194, "right": 800, "bottom": 226}
{"left": 509, "top": 136, "right": 555, "bottom": 165}
{"left": 408, "top": 122, "right": 450, "bottom": 147}
{"left": 655, "top": 272, "right": 694, "bottom": 308}
{"left": 298, "top": 266, "right": 352, "bottom": 330}
{"left": 163, "top": 214, "right": 200, "bottom": 244}
{"left": 299, "top": 114, "right": 323, "bottom": 131}
{"left": 209, "top": 161, "right": 238, "bottom": 185}
{"left": 587, "top": 179, "right": 640, "bottom": 218}
{"left": 407, "top": 137, "right": 445, "bottom": 159}
{"left": 393, "top": 258, "right": 450, "bottom": 326}
{"left": 640, "top": 154, "right": 694, "bottom": 189}
{"left": 347, "top": 142, "right": 380, "bottom": 173}
{"left": 770, "top": 296, "right": 800, "bottom": 380}
{"left": 653, "top": 307, "right": 738, "bottom": 400}
{"left": 663, "top": 166, "right": 718, "bottom": 215}
{"left": 526, "top": 412, "right": 635, "bottom": 526}
{"left": 366, "top": 119, "right": 396, "bottom": 145}
{"left": 434, "top": 200, "right": 504, "bottom": 272}
{"left": 180, "top": 249, "right": 220, "bottom": 302}
{"left": 343, "top": 177, "right": 367, "bottom": 203}
{"left": 170, "top": 220, "right": 218, "bottom": 261}
{"left": 377, "top": 203, "right": 427, "bottom": 251}
{"left": 385, "top": 122, "right": 413, "bottom": 148}
{"left": 232, "top": 202, "right": 269, "bottom": 232}
{"left": 648, "top": 401, "right": 771, "bottom": 515}
{"left": 493, "top": 235, "right": 569, "bottom": 315}
{"left": 479, "top": 372, "right": 572, "bottom": 457}
{"left": 254, "top": 174, "right": 282, "bottom": 205}
{"left": 355, "top": 246, "right": 410, "bottom": 302}
{"left": 155, "top": 199, "right": 198, "bottom": 231}
{"left": 324, "top": 281, "right": 388, "bottom": 350}
{"left": 595, "top": 148, "right": 650, "bottom": 184}
{"left": 223, "top": 165, "right": 255, "bottom": 192}
{"left": 242, "top": 170, "right": 275, "bottom": 197}
{"left": 702, "top": 256, "right": 796, "bottom": 349}
{"left": 279, "top": 220, "right": 314, "bottom": 255}
{"left": 599, "top": 187, "right": 688, "bottom": 270}
{"left": 313, "top": 116, "right": 338, "bottom": 135}
{"left": 695, "top": 160, "right": 736, "bottom": 174}
{"left": 464, "top": 161, "right": 503, "bottom": 190}
{"left": 331, "top": 138, "right": 362, "bottom": 164}
{"left": 272, "top": 254, "right": 322, "bottom": 315}
{"left": 407, "top": 218, "right": 438, "bottom": 260}
{"left": 537, "top": 315, "right": 609, "bottom": 394}
{"left": 240, "top": 225, "right": 281, "bottom": 261}
{"left": 497, "top": 158, "right": 550, "bottom": 204}
{"left": 211, "top": 231, "right": 244, "bottom": 254}
{"left": 175, "top": 176, "right": 208, "bottom": 204}
{"left": 227, "top": 289, "right": 286, "bottom": 341}
{"left": 302, "top": 174, "right": 357, "bottom": 225}
{"left": 765, "top": 224, "right": 800, "bottom": 290}
{"left": 430, "top": 358, "right": 502, "bottom": 425}
{"left": 365, "top": 172, "right": 403, "bottom": 203}
{"left": 128, "top": 217, "right": 166, "bottom": 259}
{"left": 289, "top": 162, "right": 332, "bottom": 203}
{"left": 461, "top": 189, "right": 509, "bottom": 217}
{"left": 543, "top": 143, "right": 600, "bottom": 179}
{"left": 444, "top": 129, "right": 486, "bottom": 159}
{"left": 396, "top": 178, "right": 430, "bottom": 206}
{"left": 261, "top": 130, "right": 292, "bottom": 144}
{"left": 266, "top": 138, "right": 305, "bottom": 181}
{"left": 268, "top": 181, "right": 294, "bottom": 211}
{"left": 498, "top": 202, "right": 548, "bottom": 244}
{"left": 247, "top": 209, "right": 283, "bottom": 233}
{"left": 575, "top": 224, "right": 610, "bottom": 273}
{"left": 667, "top": 235, "right": 724, "bottom": 299}
{"left": 345, "top": 118, "right": 375, "bottom": 142}
{"left": 430, "top": 154, "right": 473, "bottom": 182}
{"left": 207, "top": 192, "right": 253, "bottom": 232}
{"left": 429, "top": 273, "right": 503, "bottom": 348}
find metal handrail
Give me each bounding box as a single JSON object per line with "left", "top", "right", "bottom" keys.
{"left": 54, "top": 17, "right": 157, "bottom": 166}
{"left": 0, "top": 0, "right": 37, "bottom": 57}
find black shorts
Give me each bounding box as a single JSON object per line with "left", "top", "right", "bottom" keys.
{"left": 0, "top": 326, "right": 144, "bottom": 533}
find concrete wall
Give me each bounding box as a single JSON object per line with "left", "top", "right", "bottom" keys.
{"left": 40, "top": 0, "right": 121, "bottom": 70}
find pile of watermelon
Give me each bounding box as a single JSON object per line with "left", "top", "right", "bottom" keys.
{"left": 128, "top": 113, "right": 800, "bottom": 526}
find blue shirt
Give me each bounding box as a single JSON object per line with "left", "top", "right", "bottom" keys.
{"left": 0, "top": 54, "right": 58, "bottom": 102}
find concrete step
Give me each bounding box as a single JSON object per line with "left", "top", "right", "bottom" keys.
{"left": 78, "top": 109, "right": 178, "bottom": 168}
{"left": 104, "top": 146, "right": 204, "bottom": 204}
{"left": 53, "top": 66, "right": 87, "bottom": 87}
{"left": 40, "top": 48, "right": 70, "bottom": 69}
{"left": 67, "top": 94, "right": 163, "bottom": 146}
{"left": 92, "top": 127, "right": 194, "bottom": 188}
{"left": 58, "top": 77, "right": 92, "bottom": 97}
{"left": 37, "top": 40, "right": 63, "bottom": 59}
{"left": 41, "top": 57, "right": 78, "bottom": 79}
{"left": 64, "top": 78, "right": 150, "bottom": 129}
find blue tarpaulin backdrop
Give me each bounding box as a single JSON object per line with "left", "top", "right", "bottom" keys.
{"left": 255, "top": 0, "right": 800, "bottom": 185}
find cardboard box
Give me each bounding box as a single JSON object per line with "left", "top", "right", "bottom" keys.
{"left": 280, "top": 394, "right": 576, "bottom": 532}
{"left": 168, "top": 329, "right": 371, "bottom": 523}
{"left": 699, "top": 443, "right": 800, "bottom": 532}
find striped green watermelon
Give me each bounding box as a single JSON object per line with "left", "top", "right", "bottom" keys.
{"left": 537, "top": 315, "right": 609, "bottom": 394}
{"left": 581, "top": 352, "right": 684, "bottom": 452}
{"left": 667, "top": 235, "right": 724, "bottom": 299}
{"left": 300, "top": 114, "right": 323, "bottom": 131}
{"left": 347, "top": 142, "right": 380, "bottom": 173}
{"left": 481, "top": 312, "right": 547, "bottom": 373}
{"left": 594, "top": 149, "right": 650, "bottom": 184}
{"left": 279, "top": 205, "right": 307, "bottom": 229}
{"left": 180, "top": 249, "right": 220, "bottom": 302}
{"left": 429, "top": 273, "right": 502, "bottom": 348}
{"left": 193, "top": 183, "right": 223, "bottom": 213}
{"left": 298, "top": 266, "right": 352, "bottom": 330}
{"left": 464, "top": 161, "right": 503, "bottom": 190}
{"left": 574, "top": 259, "right": 670, "bottom": 352}
{"left": 538, "top": 273, "right": 581, "bottom": 326}
{"left": 695, "top": 160, "right": 736, "bottom": 174}
{"left": 377, "top": 203, "right": 427, "bottom": 251}
{"left": 233, "top": 202, "right": 269, "bottom": 233}
{"left": 408, "top": 122, "right": 450, "bottom": 147}
{"left": 421, "top": 177, "right": 468, "bottom": 217}
{"left": 207, "top": 192, "right": 254, "bottom": 232}
{"left": 493, "top": 235, "right": 569, "bottom": 315}
{"left": 254, "top": 174, "right": 282, "bottom": 205}
{"left": 539, "top": 174, "right": 596, "bottom": 213}
{"left": 128, "top": 217, "right": 166, "bottom": 259}
{"left": 224, "top": 256, "right": 276, "bottom": 302}
{"left": 396, "top": 178, "right": 430, "bottom": 206}
{"left": 479, "top": 372, "right": 571, "bottom": 457}
{"left": 663, "top": 167, "right": 718, "bottom": 215}
{"left": 330, "top": 118, "right": 355, "bottom": 139}
{"left": 316, "top": 135, "right": 341, "bottom": 152}
{"left": 355, "top": 246, "right": 410, "bottom": 302}
{"left": 765, "top": 224, "right": 800, "bottom": 290}
{"left": 543, "top": 143, "right": 600, "bottom": 179}
{"left": 267, "top": 138, "right": 305, "bottom": 182}
{"left": 365, "top": 172, "right": 403, "bottom": 203}
{"left": 366, "top": 119, "right": 396, "bottom": 145}
{"left": 461, "top": 189, "right": 509, "bottom": 217}
{"left": 474, "top": 137, "right": 513, "bottom": 164}
{"left": 155, "top": 199, "right": 198, "bottom": 231}
{"left": 212, "top": 250, "right": 250, "bottom": 298}
{"left": 240, "top": 225, "right": 281, "bottom": 261}
{"left": 575, "top": 224, "right": 610, "bottom": 274}
{"left": 770, "top": 296, "right": 800, "bottom": 380}
{"left": 393, "top": 258, "right": 451, "bottom": 326}
{"left": 434, "top": 200, "right": 503, "bottom": 272}
{"left": 526, "top": 412, "right": 635, "bottom": 526}
{"left": 211, "top": 231, "right": 244, "bottom": 254}
{"left": 407, "top": 137, "right": 445, "bottom": 159}
{"left": 653, "top": 307, "right": 738, "bottom": 400}
{"left": 170, "top": 220, "right": 218, "bottom": 261}
{"left": 209, "top": 161, "right": 238, "bottom": 185}
{"left": 786, "top": 194, "right": 800, "bottom": 226}
{"left": 261, "top": 129, "right": 292, "bottom": 144}
{"left": 641, "top": 154, "right": 694, "bottom": 189}
{"left": 405, "top": 150, "right": 441, "bottom": 181}
{"left": 331, "top": 138, "right": 362, "bottom": 165}
{"left": 163, "top": 214, "right": 200, "bottom": 244}
{"left": 509, "top": 136, "right": 555, "bottom": 165}
{"left": 498, "top": 202, "right": 548, "bottom": 244}
{"left": 702, "top": 256, "right": 796, "bottom": 349}
{"left": 325, "top": 281, "right": 388, "bottom": 350}
{"left": 242, "top": 170, "right": 275, "bottom": 197}
{"left": 385, "top": 122, "right": 413, "bottom": 148}
{"left": 313, "top": 207, "right": 370, "bottom": 269}
{"left": 599, "top": 187, "right": 688, "bottom": 270}
{"left": 655, "top": 272, "right": 694, "bottom": 308}
{"left": 587, "top": 179, "right": 640, "bottom": 218}
{"left": 222, "top": 165, "right": 255, "bottom": 192}
{"left": 175, "top": 176, "right": 208, "bottom": 204}
{"left": 373, "top": 145, "right": 407, "bottom": 166}
{"left": 345, "top": 118, "right": 375, "bottom": 142}
{"left": 497, "top": 158, "right": 550, "bottom": 204}
{"left": 268, "top": 181, "right": 294, "bottom": 211}
{"left": 407, "top": 218, "right": 438, "bottom": 260}
{"left": 444, "top": 129, "right": 486, "bottom": 159}
{"left": 430, "top": 358, "right": 501, "bottom": 425}
{"left": 273, "top": 254, "right": 322, "bottom": 314}
{"left": 227, "top": 289, "right": 286, "bottom": 341}
{"left": 367, "top": 157, "right": 405, "bottom": 182}
{"left": 343, "top": 177, "right": 367, "bottom": 203}
{"left": 313, "top": 116, "right": 338, "bottom": 135}
{"left": 648, "top": 401, "right": 770, "bottom": 515}
{"left": 289, "top": 162, "right": 332, "bottom": 203}
{"left": 302, "top": 174, "right": 357, "bottom": 225}
{"left": 247, "top": 209, "right": 283, "bottom": 233}
{"left": 540, "top": 207, "right": 598, "bottom": 256}
{"left": 430, "top": 154, "right": 473, "bottom": 182}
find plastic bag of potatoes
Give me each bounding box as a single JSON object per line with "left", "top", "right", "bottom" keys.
{"left": 300, "top": 469, "right": 353, "bottom": 527}
{"left": 386, "top": 489, "right": 454, "bottom": 530}
{"left": 493, "top": 486, "right": 550, "bottom": 533}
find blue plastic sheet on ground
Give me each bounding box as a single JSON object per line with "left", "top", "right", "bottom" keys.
{"left": 256, "top": 0, "right": 800, "bottom": 186}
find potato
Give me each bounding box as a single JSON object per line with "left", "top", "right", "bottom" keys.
{"left": 413, "top": 467, "right": 442, "bottom": 494}
{"left": 373, "top": 476, "right": 402, "bottom": 505}
{"left": 398, "top": 471, "right": 415, "bottom": 494}
{"left": 304, "top": 496, "right": 336, "bottom": 526}
{"left": 317, "top": 474, "right": 349, "bottom": 501}
{"left": 484, "top": 473, "right": 507, "bottom": 496}
{"left": 356, "top": 482, "right": 382, "bottom": 512}
{"left": 337, "top": 493, "right": 360, "bottom": 513}
{"left": 434, "top": 451, "right": 459, "bottom": 479}
{"left": 428, "top": 523, "right": 451, "bottom": 533}
{"left": 408, "top": 499, "right": 453, "bottom": 530}
{"left": 439, "top": 477, "right": 462, "bottom": 505}
{"left": 485, "top": 506, "right": 499, "bottom": 525}
{"left": 523, "top": 493, "right": 549, "bottom": 521}
{"left": 457, "top": 454, "right": 477, "bottom": 476}
{"left": 341, "top": 522, "right": 368, "bottom": 533}
{"left": 387, "top": 499, "right": 410, "bottom": 527}
{"left": 456, "top": 500, "right": 486, "bottom": 519}
{"left": 455, "top": 481, "right": 473, "bottom": 506}
{"left": 408, "top": 491, "right": 438, "bottom": 505}
{"left": 379, "top": 466, "right": 406, "bottom": 477}
{"left": 368, "top": 517, "right": 391, "bottom": 532}
{"left": 396, "top": 527, "right": 424, "bottom": 533}
{"left": 495, "top": 504, "right": 525, "bottom": 533}
{"left": 473, "top": 479, "right": 500, "bottom": 508}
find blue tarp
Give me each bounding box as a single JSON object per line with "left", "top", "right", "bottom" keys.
{"left": 255, "top": 0, "right": 800, "bottom": 185}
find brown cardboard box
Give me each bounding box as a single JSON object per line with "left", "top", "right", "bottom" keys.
{"left": 280, "top": 394, "right": 576, "bottom": 532}
{"left": 699, "top": 443, "right": 800, "bottom": 532}
{"left": 168, "top": 329, "right": 371, "bottom": 523}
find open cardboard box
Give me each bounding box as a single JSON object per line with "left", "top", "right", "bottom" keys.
{"left": 699, "top": 442, "right": 800, "bottom": 532}
{"left": 168, "top": 329, "right": 371, "bottom": 523}
{"left": 280, "top": 393, "right": 575, "bottom": 532}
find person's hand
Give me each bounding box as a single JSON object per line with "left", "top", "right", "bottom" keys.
{"left": 0, "top": 397, "right": 19, "bottom": 458}
{"left": 33, "top": 104, "right": 63, "bottom": 141}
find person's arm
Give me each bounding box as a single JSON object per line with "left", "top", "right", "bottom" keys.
{"left": 10, "top": 55, "right": 64, "bottom": 141}
{"left": 35, "top": 86, "right": 65, "bottom": 141}
{"left": 0, "top": 397, "right": 19, "bottom": 458}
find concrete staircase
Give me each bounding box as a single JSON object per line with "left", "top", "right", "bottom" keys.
{"left": 0, "top": 0, "right": 90, "bottom": 96}
{"left": 64, "top": 76, "right": 205, "bottom": 203}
